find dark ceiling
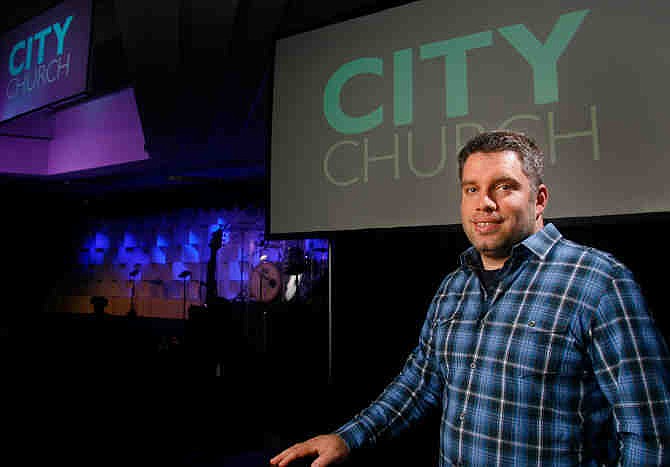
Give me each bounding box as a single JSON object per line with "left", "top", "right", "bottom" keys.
{"left": 0, "top": 0, "right": 413, "bottom": 197}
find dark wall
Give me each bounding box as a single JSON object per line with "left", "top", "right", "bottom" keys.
{"left": 4, "top": 182, "right": 670, "bottom": 466}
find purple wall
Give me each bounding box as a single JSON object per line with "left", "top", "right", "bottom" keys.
{"left": 0, "top": 134, "right": 49, "bottom": 174}
{"left": 54, "top": 206, "right": 329, "bottom": 315}
{"left": 48, "top": 87, "right": 148, "bottom": 174}
{"left": 0, "top": 109, "right": 51, "bottom": 174}
{"left": 0, "top": 87, "right": 148, "bottom": 175}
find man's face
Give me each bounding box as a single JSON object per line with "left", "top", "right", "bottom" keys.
{"left": 460, "top": 150, "right": 548, "bottom": 270}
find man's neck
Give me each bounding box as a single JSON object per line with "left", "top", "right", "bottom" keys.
{"left": 481, "top": 256, "right": 508, "bottom": 271}
{"left": 480, "top": 220, "right": 545, "bottom": 270}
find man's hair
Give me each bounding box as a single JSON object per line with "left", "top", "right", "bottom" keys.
{"left": 457, "top": 131, "right": 544, "bottom": 193}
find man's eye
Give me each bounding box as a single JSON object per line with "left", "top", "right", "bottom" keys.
{"left": 498, "top": 184, "right": 512, "bottom": 191}
{"left": 465, "top": 187, "right": 477, "bottom": 193}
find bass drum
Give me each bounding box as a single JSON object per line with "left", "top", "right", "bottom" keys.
{"left": 249, "top": 262, "right": 282, "bottom": 303}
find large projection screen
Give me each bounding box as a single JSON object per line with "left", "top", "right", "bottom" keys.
{"left": 0, "top": 0, "right": 92, "bottom": 123}
{"left": 270, "top": 0, "right": 670, "bottom": 235}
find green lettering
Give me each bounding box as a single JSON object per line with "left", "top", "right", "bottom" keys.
{"left": 498, "top": 9, "right": 589, "bottom": 105}
{"left": 393, "top": 48, "right": 413, "bottom": 127}
{"left": 323, "top": 57, "right": 383, "bottom": 135}
{"left": 420, "top": 31, "right": 493, "bottom": 119}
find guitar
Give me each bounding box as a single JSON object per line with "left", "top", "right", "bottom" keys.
{"left": 205, "top": 225, "right": 231, "bottom": 307}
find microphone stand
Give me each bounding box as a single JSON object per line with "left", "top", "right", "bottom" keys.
{"left": 235, "top": 230, "right": 250, "bottom": 302}
{"left": 179, "top": 270, "right": 192, "bottom": 321}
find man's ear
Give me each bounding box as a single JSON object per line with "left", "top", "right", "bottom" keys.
{"left": 535, "top": 184, "right": 549, "bottom": 218}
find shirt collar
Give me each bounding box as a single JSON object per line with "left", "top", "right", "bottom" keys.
{"left": 459, "top": 223, "right": 562, "bottom": 269}
{"left": 520, "top": 223, "right": 562, "bottom": 260}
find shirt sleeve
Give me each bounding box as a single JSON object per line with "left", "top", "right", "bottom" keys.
{"left": 333, "top": 283, "right": 446, "bottom": 451}
{"left": 588, "top": 270, "right": 670, "bottom": 466}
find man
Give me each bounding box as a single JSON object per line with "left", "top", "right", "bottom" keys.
{"left": 270, "top": 131, "right": 670, "bottom": 466}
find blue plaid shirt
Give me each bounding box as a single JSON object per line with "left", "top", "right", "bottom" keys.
{"left": 335, "top": 224, "right": 670, "bottom": 466}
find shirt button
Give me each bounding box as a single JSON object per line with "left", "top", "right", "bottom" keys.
{"left": 470, "top": 361, "right": 477, "bottom": 369}
{"left": 528, "top": 320, "right": 536, "bottom": 327}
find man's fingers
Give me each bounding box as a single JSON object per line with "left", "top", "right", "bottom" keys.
{"left": 270, "top": 434, "right": 348, "bottom": 467}
{"left": 274, "top": 449, "right": 298, "bottom": 467}
{"left": 270, "top": 442, "right": 316, "bottom": 466}
{"left": 310, "top": 451, "right": 338, "bottom": 467}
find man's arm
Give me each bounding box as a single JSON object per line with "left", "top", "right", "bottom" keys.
{"left": 332, "top": 328, "right": 443, "bottom": 451}
{"left": 270, "top": 275, "right": 451, "bottom": 466}
{"left": 588, "top": 271, "right": 670, "bottom": 466}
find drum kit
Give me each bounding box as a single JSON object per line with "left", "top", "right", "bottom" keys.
{"left": 246, "top": 237, "right": 328, "bottom": 304}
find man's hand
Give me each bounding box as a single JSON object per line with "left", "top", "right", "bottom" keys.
{"left": 270, "top": 434, "right": 350, "bottom": 467}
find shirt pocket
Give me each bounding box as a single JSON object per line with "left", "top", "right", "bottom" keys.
{"left": 496, "top": 305, "right": 576, "bottom": 380}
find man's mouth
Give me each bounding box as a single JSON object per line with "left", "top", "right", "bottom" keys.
{"left": 473, "top": 220, "right": 502, "bottom": 233}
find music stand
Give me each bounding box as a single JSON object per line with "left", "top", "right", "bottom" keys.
{"left": 128, "top": 267, "right": 140, "bottom": 318}
{"left": 179, "top": 270, "right": 192, "bottom": 320}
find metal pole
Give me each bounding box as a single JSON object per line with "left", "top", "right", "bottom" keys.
{"left": 328, "top": 239, "right": 333, "bottom": 385}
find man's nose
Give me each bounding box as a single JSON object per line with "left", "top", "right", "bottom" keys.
{"left": 476, "top": 192, "right": 497, "bottom": 211}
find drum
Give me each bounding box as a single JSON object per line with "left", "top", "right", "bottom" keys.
{"left": 249, "top": 262, "right": 282, "bottom": 303}
{"left": 253, "top": 242, "right": 283, "bottom": 265}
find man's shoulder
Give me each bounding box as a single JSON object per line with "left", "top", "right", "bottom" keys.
{"left": 550, "top": 236, "right": 634, "bottom": 281}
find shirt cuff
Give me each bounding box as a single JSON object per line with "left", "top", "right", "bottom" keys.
{"left": 333, "top": 419, "right": 373, "bottom": 452}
